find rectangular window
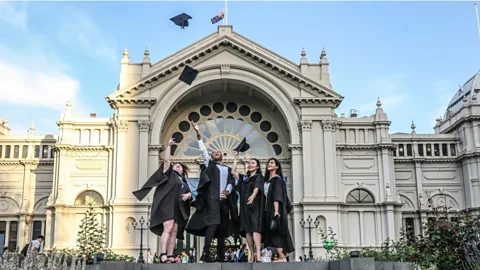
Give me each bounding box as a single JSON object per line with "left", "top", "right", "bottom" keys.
{"left": 418, "top": 144, "right": 424, "bottom": 156}
{"left": 406, "top": 144, "right": 413, "bottom": 156}
{"left": 42, "top": 146, "right": 48, "bottom": 158}
{"left": 50, "top": 148, "right": 54, "bottom": 159}
{"left": 405, "top": 218, "right": 415, "bottom": 239}
{"left": 450, "top": 144, "right": 456, "bottom": 156}
{"left": 442, "top": 144, "right": 448, "bottom": 156}
{"left": 399, "top": 144, "right": 405, "bottom": 156}
{"left": 13, "top": 145, "right": 19, "bottom": 158}
{"left": 0, "top": 221, "right": 5, "bottom": 248}
{"left": 434, "top": 144, "right": 440, "bottom": 156}
{"left": 0, "top": 145, "right": 2, "bottom": 158}
{"left": 34, "top": 145, "right": 40, "bottom": 158}
{"left": 5, "top": 145, "right": 10, "bottom": 158}
{"left": 426, "top": 144, "right": 432, "bottom": 156}
{"left": 8, "top": 221, "right": 17, "bottom": 252}
{"left": 22, "top": 146, "right": 28, "bottom": 158}
{"left": 32, "top": 221, "right": 42, "bottom": 240}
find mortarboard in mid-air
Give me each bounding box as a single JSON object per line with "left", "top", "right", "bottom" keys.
{"left": 170, "top": 13, "right": 192, "bottom": 29}
{"left": 178, "top": 65, "right": 199, "bottom": 85}
{"left": 233, "top": 138, "right": 250, "bottom": 153}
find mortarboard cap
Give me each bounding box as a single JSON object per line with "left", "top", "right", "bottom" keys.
{"left": 233, "top": 138, "right": 250, "bottom": 153}
{"left": 179, "top": 65, "right": 199, "bottom": 85}
{"left": 170, "top": 13, "right": 192, "bottom": 29}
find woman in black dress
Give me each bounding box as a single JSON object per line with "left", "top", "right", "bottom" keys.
{"left": 232, "top": 153, "right": 265, "bottom": 262}
{"left": 263, "top": 158, "right": 294, "bottom": 262}
{"left": 132, "top": 138, "right": 192, "bottom": 263}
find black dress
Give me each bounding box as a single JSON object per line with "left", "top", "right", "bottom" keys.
{"left": 132, "top": 163, "right": 192, "bottom": 240}
{"left": 263, "top": 176, "right": 294, "bottom": 253}
{"left": 237, "top": 173, "right": 265, "bottom": 236}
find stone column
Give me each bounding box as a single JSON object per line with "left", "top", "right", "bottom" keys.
{"left": 381, "top": 148, "right": 393, "bottom": 201}
{"left": 466, "top": 122, "right": 475, "bottom": 152}
{"left": 17, "top": 215, "right": 29, "bottom": 249}
{"left": 147, "top": 145, "right": 161, "bottom": 251}
{"left": 413, "top": 160, "right": 424, "bottom": 209}
{"left": 5, "top": 221, "right": 10, "bottom": 246}
{"left": 300, "top": 120, "right": 313, "bottom": 199}
{"left": 20, "top": 162, "right": 32, "bottom": 212}
{"left": 293, "top": 205, "right": 304, "bottom": 258}
{"left": 44, "top": 208, "right": 53, "bottom": 249}
{"left": 322, "top": 120, "right": 337, "bottom": 200}
{"left": 138, "top": 121, "right": 150, "bottom": 190}
{"left": 113, "top": 121, "right": 130, "bottom": 202}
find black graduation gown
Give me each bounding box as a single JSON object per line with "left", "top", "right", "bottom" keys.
{"left": 185, "top": 161, "right": 237, "bottom": 238}
{"left": 263, "top": 176, "right": 294, "bottom": 253}
{"left": 132, "top": 163, "right": 192, "bottom": 240}
{"left": 237, "top": 174, "right": 265, "bottom": 236}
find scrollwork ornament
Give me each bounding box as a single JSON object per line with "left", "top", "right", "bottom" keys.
{"left": 117, "top": 121, "right": 128, "bottom": 132}
{"left": 138, "top": 120, "right": 151, "bottom": 131}
{"left": 322, "top": 120, "right": 335, "bottom": 131}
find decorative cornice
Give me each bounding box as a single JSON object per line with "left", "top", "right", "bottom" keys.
{"left": 294, "top": 97, "right": 342, "bottom": 108}
{"left": 109, "top": 37, "right": 342, "bottom": 100}
{"left": 138, "top": 120, "right": 151, "bottom": 131}
{"left": 158, "top": 157, "right": 291, "bottom": 166}
{"left": 54, "top": 145, "right": 113, "bottom": 152}
{"left": 394, "top": 158, "right": 456, "bottom": 164}
{"left": 287, "top": 144, "right": 303, "bottom": 151}
{"left": 298, "top": 120, "right": 312, "bottom": 131}
{"left": 0, "top": 160, "right": 54, "bottom": 166}
{"left": 106, "top": 97, "right": 157, "bottom": 110}
{"left": 336, "top": 144, "right": 396, "bottom": 151}
{"left": 148, "top": 145, "right": 163, "bottom": 152}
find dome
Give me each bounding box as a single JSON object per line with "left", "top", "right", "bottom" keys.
{"left": 444, "top": 71, "right": 480, "bottom": 118}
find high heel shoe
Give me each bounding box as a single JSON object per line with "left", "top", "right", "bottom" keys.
{"left": 160, "top": 253, "right": 169, "bottom": 263}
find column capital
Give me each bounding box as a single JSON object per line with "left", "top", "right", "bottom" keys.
{"left": 116, "top": 121, "right": 128, "bottom": 132}
{"left": 138, "top": 120, "right": 151, "bottom": 131}
{"left": 298, "top": 120, "right": 312, "bottom": 131}
{"left": 321, "top": 120, "right": 336, "bottom": 131}
{"left": 148, "top": 145, "right": 163, "bottom": 154}
{"left": 288, "top": 144, "right": 303, "bottom": 153}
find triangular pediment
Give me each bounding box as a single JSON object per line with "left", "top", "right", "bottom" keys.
{"left": 107, "top": 26, "right": 342, "bottom": 102}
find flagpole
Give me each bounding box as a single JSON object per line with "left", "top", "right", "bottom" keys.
{"left": 225, "top": 0, "right": 228, "bottom": 25}
{"left": 475, "top": 3, "right": 480, "bottom": 46}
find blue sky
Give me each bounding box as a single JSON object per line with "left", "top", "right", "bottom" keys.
{"left": 0, "top": 1, "right": 479, "bottom": 135}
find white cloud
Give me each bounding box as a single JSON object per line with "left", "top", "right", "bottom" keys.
{"left": 0, "top": 2, "right": 27, "bottom": 29}
{"left": 58, "top": 9, "right": 117, "bottom": 64}
{"left": 430, "top": 78, "right": 455, "bottom": 125}
{"left": 356, "top": 75, "right": 410, "bottom": 114}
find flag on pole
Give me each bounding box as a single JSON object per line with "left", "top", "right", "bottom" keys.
{"left": 211, "top": 11, "right": 225, "bottom": 24}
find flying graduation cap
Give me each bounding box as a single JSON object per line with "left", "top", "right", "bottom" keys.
{"left": 233, "top": 138, "right": 250, "bottom": 153}
{"left": 178, "top": 65, "right": 199, "bottom": 85}
{"left": 170, "top": 13, "right": 192, "bottom": 29}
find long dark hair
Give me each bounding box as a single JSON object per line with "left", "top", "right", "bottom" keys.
{"left": 246, "top": 158, "right": 262, "bottom": 177}
{"left": 172, "top": 162, "right": 189, "bottom": 179}
{"left": 264, "top": 158, "right": 283, "bottom": 180}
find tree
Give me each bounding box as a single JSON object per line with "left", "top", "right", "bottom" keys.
{"left": 76, "top": 205, "right": 107, "bottom": 263}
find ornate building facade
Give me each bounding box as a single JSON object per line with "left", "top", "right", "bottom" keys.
{"left": 0, "top": 25, "right": 475, "bottom": 258}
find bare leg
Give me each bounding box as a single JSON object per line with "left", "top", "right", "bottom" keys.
{"left": 253, "top": 232, "right": 262, "bottom": 261}
{"left": 245, "top": 233, "right": 254, "bottom": 262}
{"left": 275, "top": 248, "right": 286, "bottom": 262}
{"left": 160, "top": 220, "right": 174, "bottom": 262}
{"left": 167, "top": 223, "right": 178, "bottom": 262}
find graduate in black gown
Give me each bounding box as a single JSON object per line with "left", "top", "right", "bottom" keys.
{"left": 232, "top": 152, "right": 265, "bottom": 262}
{"left": 185, "top": 122, "right": 237, "bottom": 263}
{"left": 263, "top": 158, "right": 294, "bottom": 262}
{"left": 132, "top": 138, "right": 192, "bottom": 263}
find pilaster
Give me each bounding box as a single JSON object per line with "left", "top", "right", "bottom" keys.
{"left": 138, "top": 121, "right": 151, "bottom": 191}
{"left": 322, "top": 120, "right": 338, "bottom": 200}
{"left": 113, "top": 121, "right": 131, "bottom": 203}
{"left": 299, "top": 120, "right": 313, "bottom": 199}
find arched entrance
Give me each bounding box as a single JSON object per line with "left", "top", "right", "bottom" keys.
{"left": 158, "top": 80, "right": 293, "bottom": 253}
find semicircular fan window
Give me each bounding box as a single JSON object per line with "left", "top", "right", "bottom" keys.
{"left": 169, "top": 102, "right": 283, "bottom": 157}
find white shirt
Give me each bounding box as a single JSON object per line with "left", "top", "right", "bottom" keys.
{"left": 198, "top": 140, "right": 233, "bottom": 199}
{"left": 30, "top": 240, "right": 41, "bottom": 251}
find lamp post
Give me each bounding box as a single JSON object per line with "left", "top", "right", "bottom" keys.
{"left": 132, "top": 216, "right": 150, "bottom": 264}
{"left": 300, "top": 215, "right": 319, "bottom": 260}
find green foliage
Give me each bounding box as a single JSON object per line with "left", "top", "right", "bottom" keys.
{"left": 319, "top": 198, "right": 480, "bottom": 270}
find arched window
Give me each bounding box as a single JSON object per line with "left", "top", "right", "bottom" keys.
{"left": 74, "top": 190, "right": 104, "bottom": 206}
{"left": 346, "top": 188, "right": 375, "bottom": 203}
{"left": 168, "top": 102, "right": 284, "bottom": 157}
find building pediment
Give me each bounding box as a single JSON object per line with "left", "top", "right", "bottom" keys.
{"left": 107, "top": 25, "right": 342, "bottom": 104}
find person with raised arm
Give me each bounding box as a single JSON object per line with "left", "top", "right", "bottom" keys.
{"left": 185, "top": 121, "right": 236, "bottom": 263}
{"left": 232, "top": 152, "right": 265, "bottom": 262}
{"left": 262, "top": 158, "right": 294, "bottom": 263}
{"left": 133, "top": 138, "right": 192, "bottom": 263}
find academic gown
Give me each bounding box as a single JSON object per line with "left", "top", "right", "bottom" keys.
{"left": 263, "top": 176, "right": 294, "bottom": 254}
{"left": 237, "top": 174, "right": 265, "bottom": 237}
{"left": 185, "top": 161, "right": 237, "bottom": 238}
{"left": 132, "top": 163, "right": 192, "bottom": 240}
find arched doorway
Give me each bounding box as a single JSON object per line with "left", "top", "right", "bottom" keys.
{"left": 159, "top": 81, "right": 292, "bottom": 252}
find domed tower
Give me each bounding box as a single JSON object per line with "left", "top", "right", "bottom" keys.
{"left": 434, "top": 71, "right": 480, "bottom": 208}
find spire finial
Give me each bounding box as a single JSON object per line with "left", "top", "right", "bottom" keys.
{"left": 300, "top": 47, "right": 308, "bottom": 64}
{"left": 301, "top": 48, "right": 306, "bottom": 58}
{"left": 30, "top": 122, "right": 35, "bottom": 131}
{"left": 321, "top": 47, "right": 327, "bottom": 58}
{"left": 320, "top": 47, "right": 329, "bottom": 65}
{"left": 376, "top": 97, "right": 382, "bottom": 107}
{"left": 144, "top": 46, "right": 150, "bottom": 57}
{"left": 143, "top": 46, "right": 151, "bottom": 63}
{"left": 66, "top": 100, "right": 72, "bottom": 107}
{"left": 411, "top": 120, "right": 416, "bottom": 134}
{"left": 121, "top": 47, "right": 130, "bottom": 64}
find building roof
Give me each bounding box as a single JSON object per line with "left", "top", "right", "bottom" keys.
{"left": 444, "top": 70, "right": 480, "bottom": 118}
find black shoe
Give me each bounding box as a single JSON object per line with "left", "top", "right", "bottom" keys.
{"left": 200, "top": 251, "right": 216, "bottom": 263}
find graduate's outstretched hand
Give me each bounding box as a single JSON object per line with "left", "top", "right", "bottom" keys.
{"left": 233, "top": 151, "right": 239, "bottom": 159}
{"left": 168, "top": 138, "right": 175, "bottom": 146}
{"left": 191, "top": 121, "right": 199, "bottom": 132}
